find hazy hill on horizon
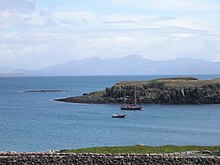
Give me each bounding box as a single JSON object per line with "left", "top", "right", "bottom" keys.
{"left": 1, "top": 55, "right": 220, "bottom": 76}
{"left": 37, "top": 55, "right": 220, "bottom": 76}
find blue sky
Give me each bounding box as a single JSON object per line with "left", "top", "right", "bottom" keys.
{"left": 0, "top": 0, "right": 220, "bottom": 70}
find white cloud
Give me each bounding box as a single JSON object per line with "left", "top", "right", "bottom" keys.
{"left": 171, "top": 33, "right": 192, "bottom": 38}
{"left": 0, "top": 0, "right": 220, "bottom": 70}
{"left": 1, "top": 28, "right": 220, "bottom": 69}
{"left": 45, "top": 11, "right": 212, "bottom": 33}
{"left": 0, "top": 0, "right": 37, "bottom": 29}
{"left": 0, "top": 11, "right": 12, "bottom": 28}
{"left": 114, "top": 36, "right": 136, "bottom": 44}
{"left": 25, "top": 11, "right": 48, "bottom": 26}
{"left": 0, "top": 0, "right": 35, "bottom": 13}
{"left": 110, "top": 0, "right": 220, "bottom": 11}
{"left": 50, "top": 11, "right": 96, "bottom": 25}
{"left": 0, "top": 1, "right": 217, "bottom": 32}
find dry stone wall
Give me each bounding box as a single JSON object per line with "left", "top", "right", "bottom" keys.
{"left": 0, "top": 152, "right": 219, "bottom": 165}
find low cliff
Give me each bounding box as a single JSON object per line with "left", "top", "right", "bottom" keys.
{"left": 56, "top": 77, "right": 220, "bottom": 104}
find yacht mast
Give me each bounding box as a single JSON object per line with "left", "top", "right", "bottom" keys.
{"left": 134, "top": 86, "right": 137, "bottom": 105}
{"left": 124, "top": 90, "right": 126, "bottom": 104}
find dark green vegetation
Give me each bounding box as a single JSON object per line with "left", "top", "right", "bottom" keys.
{"left": 56, "top": 77, "right": 220, "bottom": 104}
{"left": 113, "top": 77, "right": 220, "bottom": 88}
{"left": 61, "top": 145, "right": 220, "bottom": 154}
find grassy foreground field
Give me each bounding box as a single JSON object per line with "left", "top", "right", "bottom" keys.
{"left": 61, "top": 145, "right": 220, "bottom": 154}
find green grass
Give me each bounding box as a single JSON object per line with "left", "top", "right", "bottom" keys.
{"left": 60, "top": 145, "right": 220, "bottom": 154}
{"left": 116, "top": 78, "right": 220, "bottom": 89}
{"left": 90, "top": 90, "right": 105, "bottom": 97}
{"left": 154, "top": 77, "right": 198, "bottom": 81}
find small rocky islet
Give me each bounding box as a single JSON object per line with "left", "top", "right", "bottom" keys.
{"left": 27, "top": 90, "right": 68, "bottom": 93}
{"left": 56, "top": 77, "right": 220, "bottom": 104}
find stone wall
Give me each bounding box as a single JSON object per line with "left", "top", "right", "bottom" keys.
{"left": 0, "top": 152, "right": 220, "bottom": 165}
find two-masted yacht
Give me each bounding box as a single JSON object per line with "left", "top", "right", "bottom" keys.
{"left": 120, "top": 87, "right": 143, "bottom": 110}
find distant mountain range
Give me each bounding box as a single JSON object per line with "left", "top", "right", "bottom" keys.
{"left": 1, "top": 55, "right": 220, "bottom": 76}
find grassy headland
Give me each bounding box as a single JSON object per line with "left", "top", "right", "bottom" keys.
{"left": 61, "top": 145, "right": 220, "bottom": 154}
{"left": 56, "top": 77, "right": 220, "bottom": 104}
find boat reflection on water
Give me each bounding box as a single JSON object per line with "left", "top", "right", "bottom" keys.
{"left": 120, "top": 104, "right": 143, "bottom": 110}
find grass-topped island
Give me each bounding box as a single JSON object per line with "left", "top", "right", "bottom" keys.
{"left": 56, "top": 77, "right": 220, "bottom": 104}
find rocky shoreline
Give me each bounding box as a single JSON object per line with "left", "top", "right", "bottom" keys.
{"left": 56, "top": 77, "right": 220, "bottom": 104}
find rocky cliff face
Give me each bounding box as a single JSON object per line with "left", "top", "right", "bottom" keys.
{"left": 56, "top": 77, "right": 220, "bottom": 104}
{"left": 104, "top": 77, "right": 220, "bottom": 104}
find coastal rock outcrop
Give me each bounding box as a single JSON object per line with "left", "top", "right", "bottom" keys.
{"left": 56, "top": 77, "right": 220, "bottom": 104}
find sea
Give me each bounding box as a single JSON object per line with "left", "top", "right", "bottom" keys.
{"left": 0, "top": 75, "right": 220, "bottom": 152}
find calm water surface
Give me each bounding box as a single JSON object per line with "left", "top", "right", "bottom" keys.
{"left": 0, "top": 75, "right": 220, "bottom": 152}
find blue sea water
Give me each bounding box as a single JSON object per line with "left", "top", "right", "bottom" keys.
{"left": 0, "top": 75, "right": 220, "bottom": 152}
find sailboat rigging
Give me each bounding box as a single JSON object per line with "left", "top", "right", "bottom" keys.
{"left": 120, "top": 86, "right": 143, "bottom": 110}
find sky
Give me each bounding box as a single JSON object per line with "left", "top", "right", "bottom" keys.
{"left": 0, "top": 0, "right": 220, "bottom": 70}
